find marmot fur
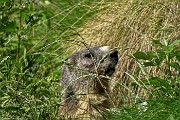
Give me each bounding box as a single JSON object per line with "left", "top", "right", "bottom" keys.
{"left": 58, "top": 46, "right": 118, "bottom": 119}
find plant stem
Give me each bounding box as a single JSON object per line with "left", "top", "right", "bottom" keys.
{"left": 16, "top": 0, "right": 22, "bottom": 63}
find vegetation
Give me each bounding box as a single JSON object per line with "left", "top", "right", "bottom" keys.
{"left": 110, "top": 97, "right": 180, "bottom": 120}
{"left": 0, "top": 0, "right": 102, "bottom": 119}
{"left": 110, "top": 39, "right": 180, "bottom": 120}
{"left": 0, "top": 0, "right": 179, "bottom": 119}
{"left": 131, "top": 39, "right": 180, "bottom": 98}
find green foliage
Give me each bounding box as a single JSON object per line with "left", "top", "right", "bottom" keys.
{"left": 111, "top": 39, "right": 180, "bottom": 119}
{"left": 131, "top": 39, "right": 180, "bottom": 97}
{"left": 110, "top": 97, "right": 180, "bottom": 120}
{"left": 0, "top": 0, "right": 100, "bottom": 119}
{"left": 0, "top": 76, "right": 61, "bottom": 119}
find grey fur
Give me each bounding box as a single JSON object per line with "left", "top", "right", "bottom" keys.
{"left": 58, "top": 46, "right": 118, "bottom": 119}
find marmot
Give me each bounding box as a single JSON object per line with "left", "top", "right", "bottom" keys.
{"left": 58, "top": 46, "right": 118, "bottom": 119}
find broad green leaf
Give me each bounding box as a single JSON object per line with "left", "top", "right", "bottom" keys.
{"left": 150, "top": 39, "right": 163, "bottom": 47}
{"left": 133, "top": 52, "right": 149, "bottom": 60}
{"left": 142, "top": 77, "right": 168, "bottom": 87}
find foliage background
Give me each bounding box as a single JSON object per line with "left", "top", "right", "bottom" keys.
{"left": 0, "top": 0, "right": 179, "bottom": 119}
{"left": 0, "top": 0, "right": 104, "bottom": 119}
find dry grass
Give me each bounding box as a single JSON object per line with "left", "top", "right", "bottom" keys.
{"left": 68, "top": 0, "right": 180, "bottom": 107}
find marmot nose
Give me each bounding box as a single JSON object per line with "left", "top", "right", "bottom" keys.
{"left": 110, "top": 49, "right": 118, "bottom": 63}
{"left": 99, "top": 46, "right": 118, "bottom": 62}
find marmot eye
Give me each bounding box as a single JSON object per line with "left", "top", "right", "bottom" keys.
{"left": 84, "top": 53, "right": 94, "bottom": 58}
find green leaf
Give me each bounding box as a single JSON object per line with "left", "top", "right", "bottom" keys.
{"left": 146, "top": 51, "right": 154, "bottom": 60}
{"left": 163, "top": 45, "right": 174, "bottom": 54}
{"left": 133, "top": 52, "right": 149, "bottom": 60}
{"left": 154, "top": 58, "right": 162, "bottom": 66}
{"left": 143, "top": 62, "right": 156, "bottom": 67}
{"left": 156, "top": 49, "right": 166, "bottom": 58}
{"left": 142, "top": 77, "right": 168, "bottom": 86}
{"left": 168, "top": 62, "right": 180, "bottom": 71}
{"left": 150, "top": 39, "right": 163, "bottom": 47}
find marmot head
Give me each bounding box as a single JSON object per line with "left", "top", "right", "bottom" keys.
{"left": 65, "top": 46, "right": 118, "bottom": 76}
